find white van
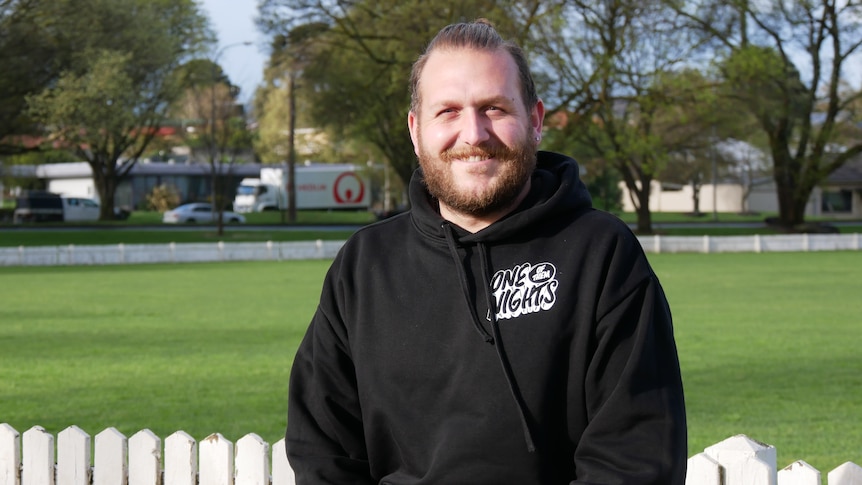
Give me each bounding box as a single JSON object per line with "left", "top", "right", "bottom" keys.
{"left": 62, "top": 197, "right": 100, "bottom": 222}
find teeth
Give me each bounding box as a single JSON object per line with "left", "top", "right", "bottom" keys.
{"left": 465, "top": 156, "right": 486, "bottom": 162}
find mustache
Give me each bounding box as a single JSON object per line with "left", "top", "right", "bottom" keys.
{"left": 439, "top": 144, "right": 514, "bottom": 163}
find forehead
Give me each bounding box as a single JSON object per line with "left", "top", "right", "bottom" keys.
{"left": 416, "top": 47, "right": 523, "bottom": 108}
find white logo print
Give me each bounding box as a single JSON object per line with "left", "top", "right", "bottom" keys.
{"left": 490, "top": 262, "right": 559, "bottom": 320}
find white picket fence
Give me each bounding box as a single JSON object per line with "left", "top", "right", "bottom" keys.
{"left": 1, "top": 233, "right": 860, "bottom": 267}
{"left": 2, "top": 425, "right": 861, "bottom": 485}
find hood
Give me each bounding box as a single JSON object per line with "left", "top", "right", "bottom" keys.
{"left": 406, "top": 151, "right": 593, "bottom": 453}
{"left": 409, "top": 151, "right": 593, "bottom": 243}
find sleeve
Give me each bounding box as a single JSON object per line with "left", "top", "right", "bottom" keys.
{"left": 572, "top": 271, "right": 688, "bottom": 485}
{"left": 285, "top": 260, "right": 375, "bottom": 484}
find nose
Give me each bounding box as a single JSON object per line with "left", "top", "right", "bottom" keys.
{"left": 459, "top": 109, "right": 491, "bottom": 146}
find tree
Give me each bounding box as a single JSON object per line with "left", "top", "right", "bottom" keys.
{"left": 673, "top": 0, "right": 862, "bottom": 228}
{"left": 529, "top": 1, "right": 705, "bottom": 233}
{"left": 173, "top": 57, "right": 254, "bottom": 235}
{"left": 0, "top": 0, "right": 60, "bottom": 155}
{"left": 267, "top": 25, "right": 327, "bottom": 222}
{"left": 24, "top": 0, "right": 212, "bottom": 220}
{"left": 715, "top": 138, "right": 771, "bottom": 213}
{"left": 541, "top": 116, "right": 624, "bottom": 212}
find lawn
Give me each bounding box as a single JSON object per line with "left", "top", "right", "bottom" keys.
{"left": 1, "top": 252, "right": 861, "bottom": 473}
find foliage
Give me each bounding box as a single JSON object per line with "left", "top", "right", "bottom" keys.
{"left": 3, "top": 149, "right": 79, "bottom": 166}
{"left": 0, "top": 0, "right": 61, "bottom": 155}
{"left": 529, "top": 1, "right": 715, "bottom": 233}
{"left": 145, "top": 184, "right": 181, "bottom": 212}
{"left": 21, "top": 0, "right": 213, "bottom": 220}
{"left": 673, "top": 0, "right": 862, "bottom": 228}
{"left": 173, "top": 78, "right": 254, "bottom": 233}
{"left": 541, "top": 126, "right": 623, "bottom": 212}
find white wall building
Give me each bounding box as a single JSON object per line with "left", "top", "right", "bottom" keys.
{"left": 619, "top": 180, "right": 817, "bottom": 215}
{"left": 619, "top": 157, "right": 862, "bottom": 218}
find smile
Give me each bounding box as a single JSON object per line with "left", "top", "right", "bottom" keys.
{"left": 460, "top": 155, "right": 492, "bottom": 162}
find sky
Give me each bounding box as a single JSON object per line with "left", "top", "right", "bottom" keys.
{"left": 199, "top": 0, "right": 269, "bottom": 104}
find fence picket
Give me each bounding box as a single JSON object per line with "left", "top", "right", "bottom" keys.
{"left": 57, "top": 427, "right": 90, "bottom": 485}
{"left": 6, "top": 424, "right": 862, "bottom": 485}
{"left": 270, "top": 440, "right": 294, "bottom": 485}
{"left": 829, "top": 462, "right": 862, "bottom": 485}
{"left": 0, "top": 424, "right": 21, "bottom": 485}
{"left": 235, "top": 434, "right": 268, "bottom": 485}
{"left": 128, "top": 431, "right": 159, "bottom": 485}
{"left": 164, "top": 432, "right": 196, "bottom": 485}
{"left": 705, "top": 434, "right": 777, "bottom": 485}
{"left": 685, "top": 452, "right": 722, "bottom": 485}
{"left": 199, "top": 434, "right": 232, "bottom": 485}
{"left": 778, "top": 460, "right": 821, "bottom": 485}
{"left": 94, "top": 428, "right": 126, "bottom": 485}
{"left": 22, "top": 427, "right": 53, "bottom": 485}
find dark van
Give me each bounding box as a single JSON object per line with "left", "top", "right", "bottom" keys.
{"left": 13, "top": 191, "right": 64, "bottom": 223}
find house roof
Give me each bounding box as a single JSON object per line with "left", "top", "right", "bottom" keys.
{"left": 826, "top": 155, "right": 862, "bottom": 186}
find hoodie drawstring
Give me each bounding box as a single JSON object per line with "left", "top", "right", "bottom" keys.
{"left": 443, "top": 224, "right": 493, "bottom": 343}
{"left": 442, "top": 223, "right": 537, "bottom": 453}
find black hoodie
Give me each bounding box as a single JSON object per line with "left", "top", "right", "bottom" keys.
{"left": 287, "top": 151, "right": 687, "bottom": 484}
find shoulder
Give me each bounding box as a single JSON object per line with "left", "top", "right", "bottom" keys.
{"left": 567, "top": 209, "right": 655, "bottom": 286}
{"left": 329, "top": 211, "right": 414, "bottom": 269}
{"left": 566, "top": 209, "right": 643, "bottom": 253}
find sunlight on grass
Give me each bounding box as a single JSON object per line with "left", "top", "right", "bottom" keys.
{"left": 2, "top": 252, "right": 861, "bottom": 472}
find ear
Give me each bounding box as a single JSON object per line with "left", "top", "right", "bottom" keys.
{"left": 531, "top": 99, "right": 545, "bottom": 142}
{"left": 408, "top": 110, "right": 420, "bottom": 156}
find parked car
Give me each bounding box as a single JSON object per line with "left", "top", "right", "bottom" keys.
{"left": 162, "top": 203, "right": 246, "bottom": 224}
{"left": 13, "top": 191, "right": 64, "bottom": 223}
{"left": 61, "top": 197, "right": 100, "bottom": 222}
{"left": 13, "top": 192, "right": 105, "bottom": 223}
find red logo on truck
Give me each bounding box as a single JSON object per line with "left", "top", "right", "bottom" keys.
{"left": 333, "top": 172, "right": 365, "bottom": 204}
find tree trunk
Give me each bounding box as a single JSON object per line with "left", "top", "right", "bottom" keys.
{"left": 691, "top": 179, "right": 701, "bottom": 216}
{"left": 634, "top": 188, "right": 653, "bottom": 234}
{"left": 98, "top": 184, "right": 116, "bottom": 220}
{"left": 772, "top": 151, "right": 808, "bottom": 228}
{"left": 287, "top": 73, "right": 297, "bottom": 223}
{"left": 618, "top": 162, "right": 654, "bottom": 234}
{"left": 90, "top": 160, "right": 117, "bottom": 221}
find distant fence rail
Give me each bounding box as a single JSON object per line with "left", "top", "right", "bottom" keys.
{"left": 0, "top": 240, "right": 344, "bottom": 267}
{"left": 0, "top": 234, "right": 860, "bottom": 267}
{"left": 2, "top": 425, "right": 861, "bottom": 485}
{"left": 640, "top": 233, "right": 861, "bottom": 254}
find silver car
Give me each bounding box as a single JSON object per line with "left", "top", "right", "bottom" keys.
{"left": 162, "top": 203, "right": 246, "bottom": 224}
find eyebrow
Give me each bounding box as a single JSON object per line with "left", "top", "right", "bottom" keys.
{"left": 428, "top": 94, "right": 518, "bottom": 111}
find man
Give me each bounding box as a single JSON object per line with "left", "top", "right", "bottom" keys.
{"left": 286, "top": 19, "right": 687, "bottom": 484}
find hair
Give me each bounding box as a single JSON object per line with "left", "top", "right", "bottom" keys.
{"left": 408, "top": 19, "right": 538, "bottom": 114}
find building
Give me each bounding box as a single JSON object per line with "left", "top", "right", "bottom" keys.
{"left": 36, "top": 160, "right": 262, "bottom": 209}
{"left": 619, "top": 156, "right": 862, "bottom": 218}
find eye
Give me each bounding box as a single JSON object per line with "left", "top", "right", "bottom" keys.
{"left": 435, "top": 107, "right": 459, "bottom": 119}
{"left": 485, "top": 105, "right": 508, "bottom": 116}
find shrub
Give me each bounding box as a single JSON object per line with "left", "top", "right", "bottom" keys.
{"left": 145, "top": 184, "right": 181, "bottom": 212}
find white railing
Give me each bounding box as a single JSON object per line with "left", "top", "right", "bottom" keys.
{"left": 0, "top": 234, "right": 860, "bottom": 267}
{"left": 639, "top": 233, "right": 862, "bottom": 254}
{"left": 2, "top": 425, "right": 861, "bottom": 485}
{"left": 0, "top": 240, "right": 345, "bottom": 267}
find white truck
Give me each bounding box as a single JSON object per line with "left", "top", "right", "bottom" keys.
{"left": 232, "top": 164, "right": 370, "bottom": 213}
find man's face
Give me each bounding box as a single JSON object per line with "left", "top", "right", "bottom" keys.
{"left": 408, "top": 47, "right": 544, "bottom": 218}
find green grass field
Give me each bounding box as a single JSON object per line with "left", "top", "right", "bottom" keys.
{"left": 1, "top": 252, "right": 861, "bottom": 473}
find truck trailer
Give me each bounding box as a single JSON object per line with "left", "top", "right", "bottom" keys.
{"left": 232, "top": 164, "right": 370, "bottom": 213}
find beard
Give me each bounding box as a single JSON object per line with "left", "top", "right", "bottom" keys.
{"left": 417, "top": 130, "right": 538, "bottom": 218}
